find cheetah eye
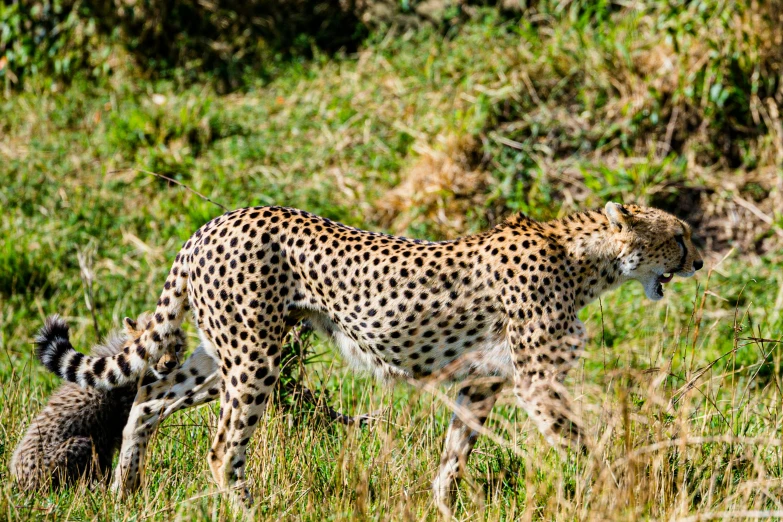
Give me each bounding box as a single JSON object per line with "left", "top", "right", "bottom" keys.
{"left": 674, "top": 234, "right": 685, "bottom": 250}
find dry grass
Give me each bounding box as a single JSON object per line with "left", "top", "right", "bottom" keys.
{"left": 373, "top": 135, "right": 496, "bottom": 237}
{"left": 2, "top": 266, "right": 782, "bottom": 520}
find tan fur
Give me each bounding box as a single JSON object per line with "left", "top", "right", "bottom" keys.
{"left": 35, "top": 203, "right": 702, "bottom": 514}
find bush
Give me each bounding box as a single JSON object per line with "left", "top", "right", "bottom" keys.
{"left": 1, "top": 0, "right": 505, "bottom": 92}
{"left": 0, "top": 0, "right": 108, "bottom": 90}
{"left": 1, "top": 0, "right": 367, "bottom": 92}
{"left": 83, "top": 0, "right": 368, "bottom": 91}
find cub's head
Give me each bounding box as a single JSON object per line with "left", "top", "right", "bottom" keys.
{"left": 605, "top": 202, "right": 703, "bottom": 301}
{"left": 87, "top": 312, "right": 151, "bottom": 358}
{"left": 122, "top": 313, "right": 186, "bottom": 375}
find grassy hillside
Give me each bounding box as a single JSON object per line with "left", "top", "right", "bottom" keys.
{"left": 1, "top": 1, "right": 782, "bottom": 520}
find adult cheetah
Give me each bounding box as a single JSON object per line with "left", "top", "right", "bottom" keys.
{"left": 37, "top": 202, "right": 702, "bottom": 515}
{"left": 12, "top": 313, "right": 185, "bottom": 491}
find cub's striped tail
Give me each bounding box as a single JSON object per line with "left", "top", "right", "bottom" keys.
{"left": 35, "top": 250, "right": 191, "bottom": 389}
{"left": 35, "top": 315, "right": 79, "bottom": 378}
{"left": 35, "top": 315, "right": 129, "bottom": 388}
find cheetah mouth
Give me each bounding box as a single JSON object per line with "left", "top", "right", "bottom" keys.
{"left": 654, "top": 273, "right": 674, "bottom": 297}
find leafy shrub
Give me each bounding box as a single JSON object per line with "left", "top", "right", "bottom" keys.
{"left": 1, "top": 0, "right": 506, "bottom": 92}
{"left": 1, "top": 0, "right": 366, "bottom": 91}
{"left": 82, "top": 0, "right": 368, "bottom": 91}
{"left": 0, "top": 0, "right": 108, "bottom": 89}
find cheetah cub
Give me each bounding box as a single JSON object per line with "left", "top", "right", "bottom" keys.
{"left": 36, "top": 202, "right": 703, "bottom": 515}
{"left": 11, "top": 313, "right": 185, "bottom": 491}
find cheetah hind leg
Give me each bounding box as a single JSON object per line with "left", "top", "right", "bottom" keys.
{"left": 112, "top": 343, "right": 219, "bottom": 497}
{"left": 207, "top": 321, "right": 287, "bottom": 509}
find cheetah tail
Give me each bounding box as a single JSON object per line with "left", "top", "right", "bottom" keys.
{"left": 36, "top": 252, "right": 191, "bottom": 389}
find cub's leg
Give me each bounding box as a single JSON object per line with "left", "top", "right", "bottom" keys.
{"left": 432, "top": 379, "right": 504, "bottom": 518}
{"left": 112, "top": 343, "right": 220, "bottom": 496}
{"left": 50, "top": 436, "right": 95, "bottom": 487}
{"left": 206, "top": 323, "right": 283, "bottom": 505}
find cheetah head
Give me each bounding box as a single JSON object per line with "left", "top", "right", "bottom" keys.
{"left": 605, "top": 202, "right": 703, "bottom": 301}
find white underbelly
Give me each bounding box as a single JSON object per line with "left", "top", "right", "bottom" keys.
{"left": 306, "top": 311, "right": 513, "bottom": 383}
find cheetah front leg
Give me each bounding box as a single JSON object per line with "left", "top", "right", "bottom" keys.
{"left": 514, "top": 371, "right": 587, "bottom": 452}
{"left": 112, "top": 343, "right": 219, "bottom": 497}
{"left": 509, "top": 320, "right": 589, "bottom": 453}
{"left": 432, "top": 378, "right": 504, "bottom": 518}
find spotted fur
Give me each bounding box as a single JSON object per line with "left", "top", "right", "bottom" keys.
{"left": 35, "top": 202, "right": 702, "bottom": 514}
{"left": 11, "top": 314, "right": 184, "bottom": 491}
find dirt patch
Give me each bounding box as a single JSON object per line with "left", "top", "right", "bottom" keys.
{"left": 372, "top": 135, "right": 499, "bottom": 238}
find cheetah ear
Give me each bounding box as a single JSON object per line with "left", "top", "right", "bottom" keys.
{"left": 605, "top": 202, "right": 631, "bottom": 231}
{"left": 123, "top": 317, "right": 137, "bottom": 332}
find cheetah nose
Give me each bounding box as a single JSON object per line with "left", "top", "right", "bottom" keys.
{"left": 693, "top": 259, "right": 703, "bottom": 271}
{"left": 164, "top": 359, "right": 177, "bottom": 369}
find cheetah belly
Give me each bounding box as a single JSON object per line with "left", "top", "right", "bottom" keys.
{"left": 307, "top": 312, "right": 410, "bottom": 382}
{"left": 306, "top": 311, "right": 513, "bottom": 383}
{"left": 466, "top": 338, "right": 514, "bottom": 378}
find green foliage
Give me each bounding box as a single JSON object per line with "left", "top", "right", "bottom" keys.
{"left": 1, "top": 4, "right": 782, "bottom": 519}
{"left": 0, "top": 0, "right": 108, "bottom": 89}
{"left": 82, "top": 0, "right": 367, "bottom": 91}
{"left": 0, "top": 0, "right": 364, "bottom": 91}
{"left": 0, "top": 234, "right": 51, "bottom": 298}
{"left": 482, "top": 0, "right": 781, "bottom": 187}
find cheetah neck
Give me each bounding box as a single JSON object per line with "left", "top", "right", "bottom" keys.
{"left": 544, "top": 210, "right": 627, "bottom": 308}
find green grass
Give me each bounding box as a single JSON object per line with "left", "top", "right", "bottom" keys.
{"left": 1, "top": 3, "right": 782, "bottom": 520}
